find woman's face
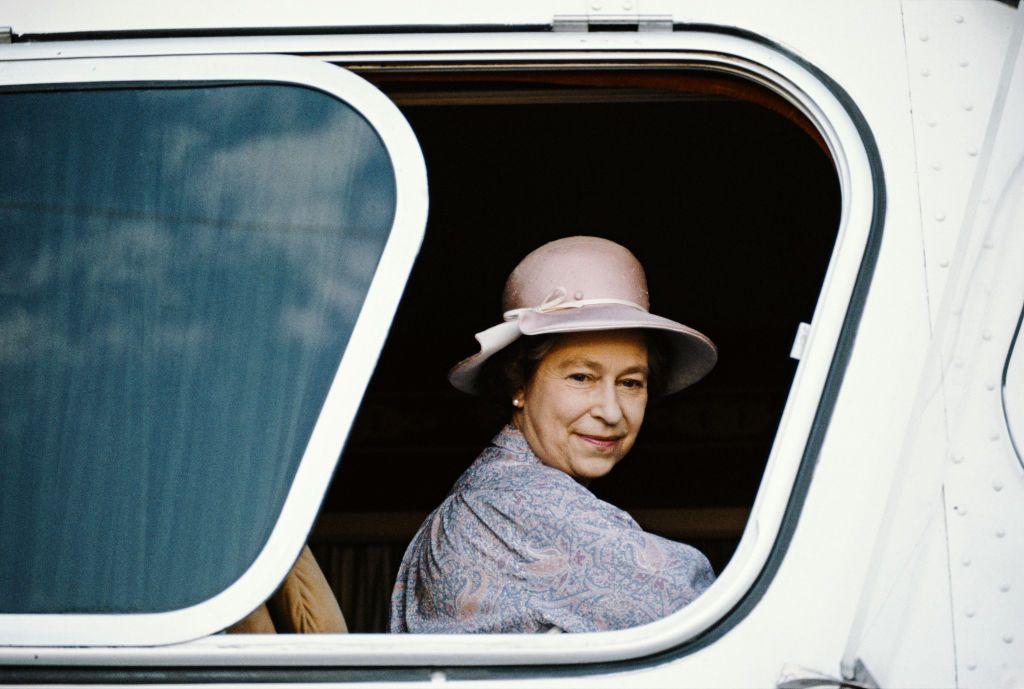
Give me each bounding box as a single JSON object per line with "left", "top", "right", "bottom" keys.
{"left": 514, "top": 330, "right": 649, "bottom": 480}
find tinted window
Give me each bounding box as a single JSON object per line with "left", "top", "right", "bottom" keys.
{"left": 0, "top": 84, "right": 396, "bottom": 613}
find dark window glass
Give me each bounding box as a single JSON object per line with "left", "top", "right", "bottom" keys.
{"left": 0, "top": 84, "right": 396, "bottom": 613}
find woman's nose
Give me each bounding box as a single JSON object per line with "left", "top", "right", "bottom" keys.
{"left": 591, "top": 384, "right": 624, "bottom": 425}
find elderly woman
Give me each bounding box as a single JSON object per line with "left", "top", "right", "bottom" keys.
{"left": 389, "top": 236, "right": 718, "bottom": 634}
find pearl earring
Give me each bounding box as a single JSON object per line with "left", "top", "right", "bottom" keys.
{"left": 513, "top": 398, "right": 523, "bottom": 408}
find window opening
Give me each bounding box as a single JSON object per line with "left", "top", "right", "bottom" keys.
{"left": 304, "top": 69, "right": 841, "bottom": 633}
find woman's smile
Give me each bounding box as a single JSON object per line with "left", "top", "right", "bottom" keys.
{"left": 574, "top": 433, "right": 621, "bottom": 450}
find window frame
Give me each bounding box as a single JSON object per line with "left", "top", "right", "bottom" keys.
{"left": 0, "top": 53, "right": 428, "bottom": 647}
{"left": 0, "top": 28, "right": 884, "bottom": 667}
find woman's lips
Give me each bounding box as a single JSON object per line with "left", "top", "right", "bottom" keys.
{"left": 576, "top": 433, "right": 620, "bottom": 449}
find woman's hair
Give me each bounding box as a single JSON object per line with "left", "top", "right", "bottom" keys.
{"left": 479, "top": 330, "right": 669, "bottom": 414}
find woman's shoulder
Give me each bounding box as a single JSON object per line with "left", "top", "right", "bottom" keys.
{"left": 458, "top": 464, "right": 634, "bottom": 534}
{"left": 456, "top": 442, "right": 579, "bottom": 495}
{"left": 443, "top": 430, "right": 642, "bottom": 542}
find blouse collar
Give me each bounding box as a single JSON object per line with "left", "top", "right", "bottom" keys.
{"left": 490, "top": 424, "right": 594, "bottom": 488}
{"left": 491, "top": 424, "right": 536, "bottom": 458}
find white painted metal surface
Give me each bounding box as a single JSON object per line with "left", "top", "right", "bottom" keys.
{"left": 0, "top": 0, "right": 556, "bottom": 35}
{"left": 843, "top": 6, "right": 1024, "bottom": 688}
{"left": 0, "top": 0, "right": 1020, "bottom": 686}
{"left": 0, "top": 54, "right": 429, "bottom": 647}
{"left": 940, "top": 10, "right": 1024, "bottom": 686}
{"left": 0, "top": 32, "right": 880, "bottom": 667}
{"left": 902, "top": 1, "right": 1016, "bottom": 326}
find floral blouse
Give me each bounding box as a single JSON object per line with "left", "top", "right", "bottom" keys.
{"left": 389, "top": 425, "right": 715, "bottom": 633}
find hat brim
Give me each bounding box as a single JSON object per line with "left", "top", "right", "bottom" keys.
{"left": 448, "top": 304, "right": 717, "bottom": 396}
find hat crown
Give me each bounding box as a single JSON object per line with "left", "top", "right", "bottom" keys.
{"left": 502, "top": 236, "right": 650, "bottom": 312}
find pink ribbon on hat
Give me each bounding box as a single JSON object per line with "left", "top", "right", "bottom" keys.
{"left": 475, "top": 287, "right": 647, "bottom": 353}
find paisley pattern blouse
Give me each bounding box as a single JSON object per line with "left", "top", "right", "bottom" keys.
{"left": 389, "top": 425, "right": 715, "bottom": 633}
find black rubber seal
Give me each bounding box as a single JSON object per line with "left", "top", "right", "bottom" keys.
{"left": 1002, "top": 304, "right": 1024, "bottom": 465}
{"left": 12, "top": 24, "right": 552, "bottom": 43}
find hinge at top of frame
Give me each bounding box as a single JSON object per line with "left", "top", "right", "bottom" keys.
{"left": 552, "top": 13, "right": 673, "bottom": 32}
{"left": 0, "top": 27, "right": 12, "bottom": 44}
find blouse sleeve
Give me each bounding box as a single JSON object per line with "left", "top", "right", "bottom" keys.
{"left": 481, "top": 477, "right": 716, "bottom": 633}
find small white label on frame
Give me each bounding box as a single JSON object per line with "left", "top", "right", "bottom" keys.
{"left": 790, "top": 322, "right": 811, "bottom": 360}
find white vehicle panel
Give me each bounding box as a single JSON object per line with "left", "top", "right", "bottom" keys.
{"left": 0, "top": 0, "right": 1019, "bottom": 686}
{"left": 844, "top": 6, "right": 1024, "bottom": 689}
{"left": 903, "top": 1, "right": 1017, "bottom": 326}
{"left": 0, "top": 30, "right": 880, "bottom": 680}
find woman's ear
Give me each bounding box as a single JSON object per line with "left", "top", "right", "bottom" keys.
{"left": 512, "top": 385, "right": 526, "bottom": 408}
{"left": 510, "top": 387, "right": 526, "bottom": 431}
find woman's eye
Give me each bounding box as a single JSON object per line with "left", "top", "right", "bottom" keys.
{"left": 620, "top": 378, "right": 645, "bottom": 389}
{"left": 568, "top": 373, "right": 590, "bottom": 383}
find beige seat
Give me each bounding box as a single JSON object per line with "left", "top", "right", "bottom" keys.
{"left": 227, "top": 545, "right": 347, "bottom": 633}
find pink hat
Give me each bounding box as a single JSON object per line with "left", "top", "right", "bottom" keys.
{"left": 448, "top": 236, "right": 717, "bottom": 395}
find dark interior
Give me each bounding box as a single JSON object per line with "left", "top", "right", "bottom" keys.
{"left": 308, "top": 69, "right": 842, "bottom": 632}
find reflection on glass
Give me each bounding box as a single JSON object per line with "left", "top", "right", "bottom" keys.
{"left": 0, "top": 85, "right": 396, "bottom": 613}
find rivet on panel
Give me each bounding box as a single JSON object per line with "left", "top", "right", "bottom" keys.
{"left": 964, "top": 103, "right": 974, "bottom": 111}
{"left": 1004, "top": 634, "right": 1014, "bottom": 644}
{"left": 591, "top": 1, "right": 603, "bottom": 10}
{"left": 1000, "top": 583, "right": 1011, "bottom": 593}
{"left": 989, "top": 430, "right": 999, "bottom": 441}
{"left": 983, "top": 330, "right": 992, "bottom": 341}
{"left": 961, "top": 556, "right": 971, "bottom": 567}
{"left": 996, "top": 528, "right": 1006, "bottom": 538}
{"left": 954, "top": 15, "right": 964, "bottom": 23}
{"left": 935, "top": 211, "right": 946, "bottom": 221}
{"left": 951, "top": 453, "right": 964, "bottom": 464}
{"left": 968, "top": 147, "right": 978, "bottom": 157}
{"left": 939, "top": 259, "right": 950, "bottom": 268}
{"left": 993, "top": 479, "right": 1004, "bottom": 491}
{"left": 967, "top": 662, "right": 977, "bottom": 671}
{"left": 921, "top": 68, "right": 931, "bottom": 77}
{"left": 919, "top": 31, "right": 929, "bottom": 41}
{"left": 931, "top": 162, "right": 942, "bottom": 171}
{"left": 983, "top": 238, "right": 994, "bottom": 248}
{"left": 959, "top": 59, "right": 970, "bottom": 67}
{"left": 927, "top": 119, "right": 938, "bottom": 127}
{"left": 966, "top": 609, "right": 976, "bottom": 618}
{"left": 955, "top": 505, "right": 967, "bottom": 516}
{"left": 622, "top": 0, "right": 633, "bottom": 9}
{"left": 986, "top": 381, "right": 996, "bottom": 391}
